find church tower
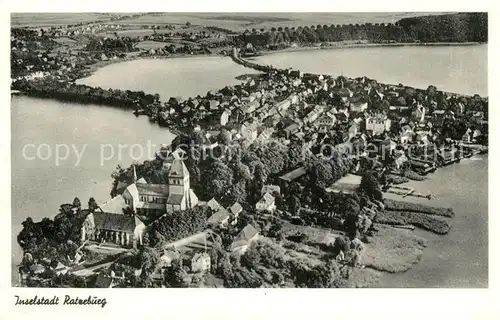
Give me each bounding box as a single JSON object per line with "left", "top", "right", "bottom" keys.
{"left": 167, "top": 159, "right": 190, "bottom": 205}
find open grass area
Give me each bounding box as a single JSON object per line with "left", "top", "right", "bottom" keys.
{"left": 13, "top": 12, "right": 451, "bottom": 30}
{"left": 362, "top": 225, "right": 428, "bottom": 273}
{"left": 384, "top": 199, "right": 454, "bottom": 217}
{"left": 11, "top": 13, "right": 113, "bottom": 27}
{"left": 346, "top": 268, "right": 382, "bottom": 288}
{"left": 110, "top": 13, "right": 451, "bottom": 31}
{"left": 375, "top": 210, "right": 452, "bottom": 234}
{"left": 135, "top": 41, "right": 175, "bottom": 50}
{"left": 52, "top": 37, "right": 77, "bottom": 45}
{"left": 282, "top": 221, "right": 343, "bottom": 245}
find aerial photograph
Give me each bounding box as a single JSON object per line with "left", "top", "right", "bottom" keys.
{"left": 11, "top": 12, "right": 488, "bottom": 288}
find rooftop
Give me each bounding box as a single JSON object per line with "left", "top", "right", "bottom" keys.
{"left": 279, "top": 166, "right": 307, "bottom": 182}
{"left": 92, "top": 211, "right": 138, "bottom": 233}
{"left": 325, "top": 174, "right": 362, "bottom": 194}
{"left": 136, "top": 183, "right": 170, "bottom": 196}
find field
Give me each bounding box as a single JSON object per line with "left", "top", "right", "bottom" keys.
{"left": 362, "top": 224, "right": 428, "bottom": 273}
{"left": 11, "top": 13, "right": 114, "bottom": 27}
{"left": 11, "top": 12, "right": 451, "bottom": 31}
{"left": 135, "top": 41, "right": 176, "bottom": 50}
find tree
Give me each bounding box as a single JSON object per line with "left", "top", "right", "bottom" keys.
{"left": 88, "top": 197, "right": 98, "bottom": 212}
{"left": 307, "top": 160, "right": 334, "bottom": 190}
{"left": 137, "top": 247, "right": 160, "bottom": 276}
{"left": 164, "top": 259, "right": 187, "bottom": 287}
{"left": 201, "top": 159, "right": 234, "bottom": 200}
{"left": 72, "top": 197, "right": 81, "bottom": 209}
{"left": 186, "top": 21, "right": 191, "bottom": 27}
{"left": 218, "top": 129, "right": 232, "bottom": 145}
{"left": 359, "top": 171, "right": 383, "bottom": 201}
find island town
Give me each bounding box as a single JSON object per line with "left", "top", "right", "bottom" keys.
{"left": 12, "top": 13, "right": 488, "bottom": 288}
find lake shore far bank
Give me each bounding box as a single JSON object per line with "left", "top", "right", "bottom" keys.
{"left": 250, "top": 41, "right": 485, "bottom": 57}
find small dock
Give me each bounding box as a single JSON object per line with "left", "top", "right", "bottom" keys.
{"left": 385, "top": 185, "right": 432, "bottom": 200}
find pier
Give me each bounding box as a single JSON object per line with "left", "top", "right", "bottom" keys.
{"left": 384, "top": 185, "right": 432, "bottom": 200}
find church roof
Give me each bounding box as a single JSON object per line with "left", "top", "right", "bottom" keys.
{"left": 137, "top": 177, "right": 147, "bottom": 184}
{"left": 168, "top": 160, "right": 189, "bottom": 178}
{"left": 125, "top": 183, "right": 139, "bottom": 199}
{"left": 167, "top": 193, "right": 185, "bottom": 205}
{"left": 136, "top": 202, "right": 165, "bottom": 210}
{"left": 99, "top": 195, "right": 128, "bottom": 215}
{"left": 136, "top": 183, "right": 170, "bottom": 196}
{"left": 92, "top": 212, "right": 137, "bottom": 233}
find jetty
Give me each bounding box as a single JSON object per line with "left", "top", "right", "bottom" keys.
{"left": 384, "top": 185, "right": 432, "bottom": 200}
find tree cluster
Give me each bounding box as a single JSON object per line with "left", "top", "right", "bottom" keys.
{"left": 12, "top": 77, "right": 161, "bottom": 111}
{"left": 17, "top": 197, "right": 94, "bottom": 269}
{"left": 144, "top": 205, "right": 210, "bottom": 248}
{"left": 241, "top": 13, "right": 488, "bottom": 47}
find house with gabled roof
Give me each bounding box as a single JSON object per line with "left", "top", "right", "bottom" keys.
{"left": 256, "top": 193, "right": 276, "bottom": 213}
{"left": 207, "top": 207, "right": 231, "bottom": 228}
{"left": 206, "top": 198, "right": 221, "bottom": 211}
{"left": 230, "top": 202, "right": 243, "bottom": 217}
{"left": 230, "top": 224, "right": 259, "bottom": 255}
{"left": 261, "top": 185, "right": 281, "bottom": 196}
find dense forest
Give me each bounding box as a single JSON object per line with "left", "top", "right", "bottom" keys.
{"left": 12, "top": 78, "right": 161, "bottom": 110}
{"left": 240, "top": 13, "right": 488, "bottom": 47}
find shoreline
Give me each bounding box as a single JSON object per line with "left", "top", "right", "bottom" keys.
{"left": 76, "top": 41, "right": 485, "bottom": 87}
{"left": 254, "top": 41, "right": 484, "bottom": 57}
{"left": 75, "top": 52, "right": 227, "bottom": 83}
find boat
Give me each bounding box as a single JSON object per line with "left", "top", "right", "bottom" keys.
{"left": 392, "top": 225, "right": 416, "bottom": 231}
{"left": 133, "top": 109, "right": 147, "bottom": 116}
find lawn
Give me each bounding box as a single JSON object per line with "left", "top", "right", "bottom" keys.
{"left": 282, "top": 220, "right": 343, "bottom": 245}
{"left": 362, "top": 224, "right": 428, "bottom": 273}
{"left": 11, "top": 13, "right": 112, "bottom": 27}
{"left": 102, "top": 12, "right": 450, "bottom": 32}
{"left": 54, "top": 37, "right": 77, "bottom": 46}
{"left": 135, "top": 41, "right": 176, "bottom": 50}
{"left": 346, "top": 267, "right": 382, "bottom": 288}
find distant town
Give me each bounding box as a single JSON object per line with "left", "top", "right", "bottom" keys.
{"left": 12, "top": 12, "right": 488, "bottom": 288}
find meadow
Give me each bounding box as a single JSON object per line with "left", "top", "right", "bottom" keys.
{"left": 12, "top": 12, "right": 451, "bottom": 31}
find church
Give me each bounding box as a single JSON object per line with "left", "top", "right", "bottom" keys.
{"left": 122, "top": 159, "right": 199, "bottom": 216}
{"left": 81, "top": 157, "right": 199, "bottom": 248}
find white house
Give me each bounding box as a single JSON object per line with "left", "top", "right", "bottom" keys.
{"left": 220, "top": 110, "right": 231, "bottom": 126}
{"left": 256, "top": 193, "right": 276, "bottom": 212}
{"left": 207, "top": 207, "right": 231, "bottom": 228}
{"left": 191, "top": 253, "right": 211, "bottom": 273}
{"left": 230, "top": 224, "right": 259, "bottom": 255}
{"left": 366, "top": 115, "right": 391, "bottom": 135}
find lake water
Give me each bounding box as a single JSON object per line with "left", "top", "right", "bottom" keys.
{"left": 252, "top": 45, "right": 488, "bottom": 96}
{"left": 379, "top": 155, "right": 488, "bottom": 287}
{"left": 76, "top": 56, "right": 259, "bottom": 100}
{"left": 12, "top": 46, "right": 488, "bottom": 286}
{"left": 11, "top": 96, "right": 175, "bottom": 284}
